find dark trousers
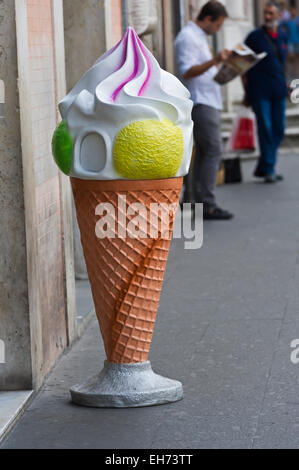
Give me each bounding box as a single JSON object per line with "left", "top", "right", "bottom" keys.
{"left": 184, "top": 104, "right": 223, "bottom": 209}
{"left": 252, "top": 98, "right": 286, "bottom": 176}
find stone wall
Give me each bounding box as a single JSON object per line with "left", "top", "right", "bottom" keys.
{"left": 0, "top": 0, "right": 75, "bottom": 391}
{"left": 0, "top": 0, "right": 32, "bottom": 390}
{"left": 0, "top": 0, "right": 124, "bottom": 392}
{"left": 63, "top": 0, "right": 123, "bottom": 280}
{"left": 25, "top": 0, "right": 68, "bottom": 381}
{"left": 110, "top": 0, "right": 123, "bottom": 47}
{"left": 63, "top": 0, "right": 108, "bottom": 91}
{"left": 221, "top": 0, "right": 255, "bottom": 109}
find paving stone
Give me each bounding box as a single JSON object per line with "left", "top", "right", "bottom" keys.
{"left": 2, "top": 156, "right": 299, "bottom": 449}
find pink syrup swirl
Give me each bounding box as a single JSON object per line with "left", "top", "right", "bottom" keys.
{"left": 135, "top": 34, "right": 151, "bottom": 96}
{"left": 111, "top": 28, "right": 151, "bottom": 102}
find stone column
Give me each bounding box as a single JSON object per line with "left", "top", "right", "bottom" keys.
{"left": 162, "top": 0, "right": 176, "bottom": 73}
{"left": 225, "top": 0, "right": 246, "bottom": 19}
{"left": 0, "top": 0, "right": 32, "bottom": 390}
{"left": 63, "top": 0, "right": 121, "bottom": 279}
{"left": 0, "top": 0, "right": 75, "bottom": 392}
{"left": 220, "top": 0, "right": 256, "bottom": 110}
{"left": 125, "top": 0, "right": 156, "bottom": 52}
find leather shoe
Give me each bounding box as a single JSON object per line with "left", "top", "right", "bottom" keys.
{"left": 203, "top": 207, "right": 234, "bottom": 220}
{"left": 254, "top": 169, "right": 266, "bottom": 178}
{"left": 264, "top": 174, "right": 284, "bottom": 184}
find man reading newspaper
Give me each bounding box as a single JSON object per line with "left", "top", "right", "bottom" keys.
{"left": 175, "top": 1, "right": 234, "bottom": 220}
{"left": 214, "top": 43, "right": 267, "bottom": 85}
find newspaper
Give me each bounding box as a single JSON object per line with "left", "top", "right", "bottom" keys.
{"left": 214, "top": 43, "right": 267, "bottom": 85}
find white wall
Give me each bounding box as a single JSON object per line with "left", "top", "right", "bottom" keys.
{"left": 221, "top": 0, "right": 255, "bottom": 110}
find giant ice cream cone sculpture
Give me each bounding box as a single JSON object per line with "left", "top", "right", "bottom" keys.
{"left": 52, "top": 28, "right": 193, "bottom": 407}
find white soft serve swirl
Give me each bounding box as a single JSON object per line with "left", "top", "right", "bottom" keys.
{"left": 59, "top": 27, "right": 194, "bottom": 180}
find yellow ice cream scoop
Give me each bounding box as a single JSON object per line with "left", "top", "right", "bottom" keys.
{"left": 113, "top": 119, "right": 184, "bottom": 180}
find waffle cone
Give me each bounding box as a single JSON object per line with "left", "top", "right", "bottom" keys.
{"left": 71, "top": 177, "right": 183, "bottom": 364}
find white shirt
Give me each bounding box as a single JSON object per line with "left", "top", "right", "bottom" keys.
{"left": 174, "top": 21, "right": 223, "bottom": 110}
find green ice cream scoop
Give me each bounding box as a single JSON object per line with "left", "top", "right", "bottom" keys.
{"left": 52, "top": 120, "right": 73, "bottom": 175}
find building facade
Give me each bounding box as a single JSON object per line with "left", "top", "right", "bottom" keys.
{"left": 1, "top": 0, "right": 75, "bottom": 391}
{"left": 0, "top": 0, "right": 296, "bottom": 396}
{"left": 0, "top": 0, "right": 125, "bottom": 393}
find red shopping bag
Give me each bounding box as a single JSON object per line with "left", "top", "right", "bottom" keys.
{"left": 226, "top": 107, "right": 256, "bottom": 152}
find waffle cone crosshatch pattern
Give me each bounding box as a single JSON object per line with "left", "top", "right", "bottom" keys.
{"left": 70, "top": 177, "right": 185, "bottom": 407}
{"left": 71, "top": 177, "right": 183, "bottom": 364}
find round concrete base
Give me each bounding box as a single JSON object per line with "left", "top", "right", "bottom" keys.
{"left": 70, "top": 361, "right": 184, "bottom": 408}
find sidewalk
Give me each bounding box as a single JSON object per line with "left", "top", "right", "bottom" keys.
{"left": 2, "top": 155, "right": 299, "bottom": 449}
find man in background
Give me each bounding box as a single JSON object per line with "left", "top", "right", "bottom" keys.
{"left": 175, "top": 1, "right": 234, "bottom": 220}
{"left": 243, "top": 1, "right": 288, "bottom": 183}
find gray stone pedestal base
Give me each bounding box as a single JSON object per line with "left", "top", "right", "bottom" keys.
{"left": 70, "top": 361, "right": 183, "bottom": 408}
